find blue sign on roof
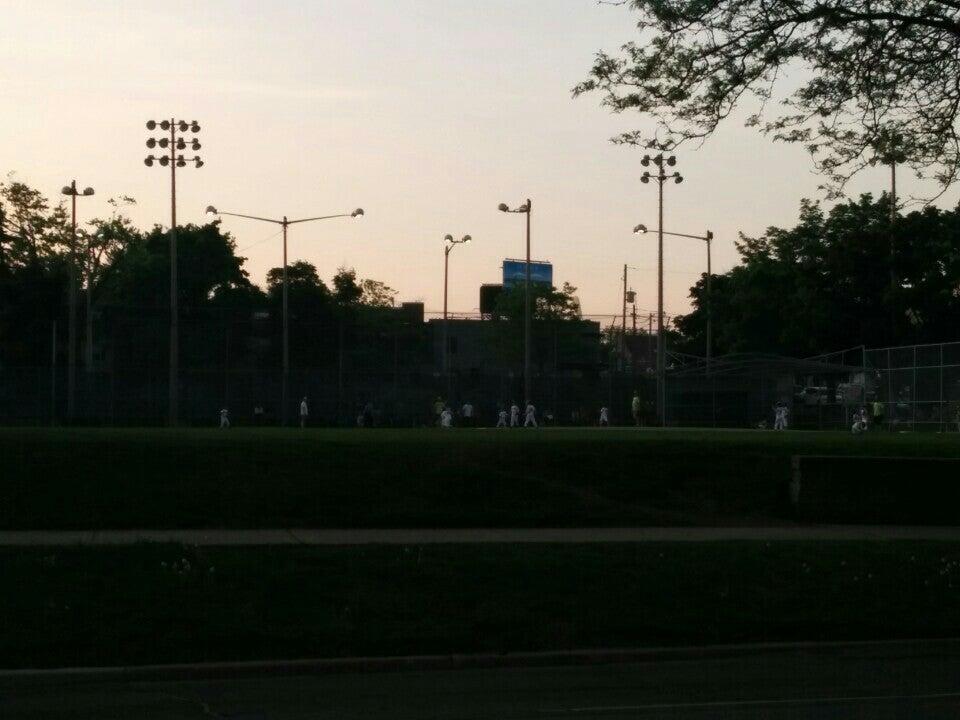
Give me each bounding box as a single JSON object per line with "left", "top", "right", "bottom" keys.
{"left": 503, "top": 260, "right": 553, "bottom": 288}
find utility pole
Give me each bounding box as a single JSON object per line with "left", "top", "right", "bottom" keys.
{"left": 51, "top": 321, "right": 57, "bottom": 426}
{"left": 621, "top": 264, "right": 627, "bottom": 369}
{"left": 0, "top": 204, "right": 5, "bottom": 268}
{"left": 145, "top": 119, "right": 203, "bottom": 426}
{"left": 648, "top": 313, "right": 654, "bottom": 369}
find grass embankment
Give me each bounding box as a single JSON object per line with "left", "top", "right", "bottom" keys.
{"left": 3, "top": 427, "right": 960, "bottom": 529}
{"left": 3, "top": 540, "right": 960, "bottom": 668}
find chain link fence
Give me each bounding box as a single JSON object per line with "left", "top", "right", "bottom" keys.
{"left": 865, "top": 341, "right": 960, "bottom": 432}
{"left": 0, "top": 307, "right": 658, "bottom": 427}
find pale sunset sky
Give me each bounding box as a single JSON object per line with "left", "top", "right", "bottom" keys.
{"left": 2, "top": 1, "right": 950, "bottom": 320}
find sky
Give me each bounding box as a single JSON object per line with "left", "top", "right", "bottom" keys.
{"left": 2, "top": 0, "right": 953, "bottom": 322}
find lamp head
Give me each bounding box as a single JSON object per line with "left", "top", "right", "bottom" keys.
{"left": 444, "top": 234, "right": 454, "bottom": 242}
{"left": 497, "top": 203, "right": 509, "bottom": 212}
{"left": 666, "top": 155, "right": 677, "bottom": 167}
{"left": 706, "top": 230, "right": 714, "bottom": 241}
{"left": 144, "top": 156, "right": 155, "bottom": 167}
{"left": 195, "top": 158, "right": 204, "bottom": 168}
{"left": 82, "top": 187, "right": 94, "bottom": 196}
{"left": 146, "top": 138, "right": 157, "bottom": 148}
{"left": 462, "top": 234, "right": 471, "bottom": 243}
{"left": 640, "top": 173, "right": 650, "bottom": 184}
{"left": 675, "top": 174, "right": 684, "bottom": 184}
{"left": 146, "top": 120, "right": 157, "bottom": 130}
{"left": 178, "top": 121, "right": 189, "bottom": 132}
{"left": 206, "top": 205, "right": 218, "bottom": 215}
{"left": 641, "top": 155, "right": 651, "bottom": 167}
{"left": 61, "top": 185, "right": 73, "bottom": 195}
{"left": 351, "top": 208, "right": 364, "bottom": 217}
{"left": 633, "top": 224, "right": 648, "bottom": 234}
{"left": 190, "top": 121, "right": 200, "bottom": 133}
{"left": 159, "top": 155, "right": 170, "bottom": 166}
{"left": 159, "top": 120, "right": 171, "bottom": 131}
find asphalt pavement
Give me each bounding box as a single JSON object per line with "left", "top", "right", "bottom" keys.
{"left": 3, "top": 640, "right": 959, "bottom": 719}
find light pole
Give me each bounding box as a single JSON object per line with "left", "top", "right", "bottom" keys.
{"left": 206, "top": 205, "right": 364, "bottom": 425}
{"left": 638, "top": 155, "right": 683, "bottom": 425}
{"left": 498, "top": 199, "right": 532, "bottom": 404}
{"left": 145, "top": 119, "right": 203, "bottom": 426}
{"left": 443, "top": 234, "right": 471, "bottom": 378}
{"left": 634, "top": 224, "right": 713, "bottom": 368}
{"left": 60, "top": 180, "right": 95, "bottom": 420}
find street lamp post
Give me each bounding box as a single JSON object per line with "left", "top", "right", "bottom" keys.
{"left": 498, "top": 199, "right": 532, "bottom": 405}
{"left": 61, "top": 180, "right": 95, "bottom": 420}
{"left": 443, "top": 234, "right": 471, "bottom": 379}
{"left": 634, "top": 224, "right": 713, "bottom": 367}
{"left": 145, "top": 119, "right": 203, "bottom": 426}
{"left": 206, "top": 206, "right": 364, "bottom": 425}
{"left": 637, "top": 155, "right": 683, "bottom": 425}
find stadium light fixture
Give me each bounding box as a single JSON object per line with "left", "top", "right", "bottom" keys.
{"left": 638, "top": 154, "right": 687, "bottom": 425}
{"left": 206, "top": 204, "right": 365, "bottom": 424}
{"left": 144, "top": 117, "right": 203, "bottom": 426}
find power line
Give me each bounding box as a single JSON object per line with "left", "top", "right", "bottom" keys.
{"left": 238, "top": 228, "right": 283, "bottom": 253}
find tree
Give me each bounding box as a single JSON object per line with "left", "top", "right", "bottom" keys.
{"left": 331, "top": 266, "right": 397, "bottom": 307}
{"left": 266, "top": 261, "right": 328, "bottom": 299}
{"left": 360, "top": 278, "right": 397, "bottom": 308}
{"left": 674, "top": 193, "right": 960, "bottom": 356}
{"left": 493, "top": 281, "right": 582, "bottom": 321}
{"left": 575, "top": 1, "right": 960, "bottom": 197}
{"left": 100, "top": 221, "right": 250, "bottom": 311}
{"left": 0, "top": 174, "right": 70, "bottom": 269}
{"left": 332, "top": 266, "right": 363, "bottom": 305}
{"left": 266, "top": 260, "right": 330, "bottom": 317}
{"left": 83, "top": 196, "right": 140, "bottom": 309}
{"left": 0, "top": 177, "right": 72, "bottom": 366}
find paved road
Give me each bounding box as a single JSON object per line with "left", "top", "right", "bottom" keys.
{"left": 1, "top": 526, "right": 960, "bottom": 546}
{"left": 3, "top": 640, "right": 959, "bottom": 719}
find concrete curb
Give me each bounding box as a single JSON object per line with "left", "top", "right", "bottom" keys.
{"left": 3, "top": 526, "right": 960, "bottom": 546}
{"left": 3, "top": 638, "right": 958, "bottom": 684}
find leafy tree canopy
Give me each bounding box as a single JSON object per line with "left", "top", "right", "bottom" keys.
{"left": 575, "top": 1, "right": 960, "bottom": 197}
{"left": 494, "top": 281, "right": 583, "bottom": 321}
{"left": 675, "top": 194, "right": 960, "bottom": 356}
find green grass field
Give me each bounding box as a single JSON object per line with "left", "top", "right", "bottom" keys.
{"left": 2, "top": 426, "right": 959, "bottom": 530}
{"left": 3, "top": 540, "right": 960, "bottom": 668}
